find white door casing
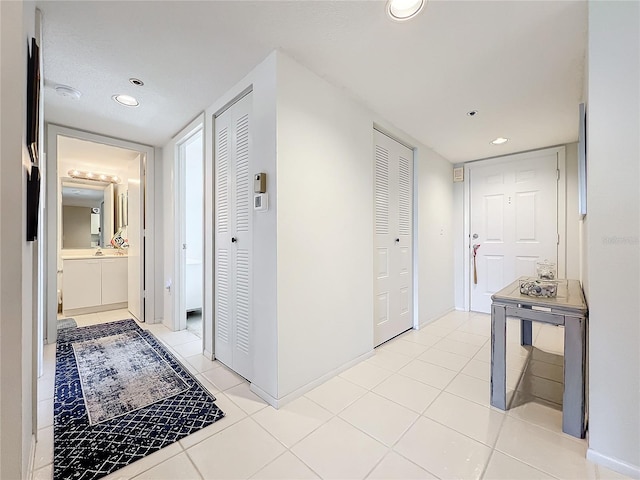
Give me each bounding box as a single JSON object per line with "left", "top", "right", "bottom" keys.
{"left": 214, "top": 93, "right": 253, "bottom": 381}
{"left": 374, "top": 130, "right": 413, "bottom": 347}
{"left": 469, "top": 151, "right": 559, "bottom": 313}
{"left": 46, "top": 125, "right": 155, "bottom": 344}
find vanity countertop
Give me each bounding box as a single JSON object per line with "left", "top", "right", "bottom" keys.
{"left": 62, "top": 254, "right": 127, "bottom": 260}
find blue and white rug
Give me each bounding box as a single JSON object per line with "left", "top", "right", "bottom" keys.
{"left": 54, "top": 319, "right": 225, "bottom": 480}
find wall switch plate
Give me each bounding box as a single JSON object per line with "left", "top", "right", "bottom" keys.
{"left": 254, "top": 193, "right": 268, "bottom": 211}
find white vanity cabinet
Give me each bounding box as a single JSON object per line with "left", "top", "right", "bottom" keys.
{"left": 62, "top": 256, "right": 128, "bottom": 314}
{"left": 101, "top": 258, "right": 128, "bottom": 305}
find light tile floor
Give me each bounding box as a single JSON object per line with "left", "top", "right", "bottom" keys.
{"left": 35, "top": 309, "right": 631, "bottom": 480}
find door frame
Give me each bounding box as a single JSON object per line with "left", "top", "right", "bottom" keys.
{"left": 462, "top": 146, "right": 566, "bottom": 311}
{"left": 45, "top": 124, "right": 156, "bottom": 344}
{"left": 372, "top": 125, "right": 418, "bottom": 341}
{"left": 172, "top": 117, "right": 204, "bottom": 334}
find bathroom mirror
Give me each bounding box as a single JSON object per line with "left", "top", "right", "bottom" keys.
{"left": 61, "top": 179, "right": 115, "bottom": 248}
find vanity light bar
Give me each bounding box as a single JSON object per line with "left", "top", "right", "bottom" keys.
{"left": 68, "top": 169, "right": 121, "bottom": 184}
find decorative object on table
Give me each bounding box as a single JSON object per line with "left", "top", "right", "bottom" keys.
{"left": 519, "top": 277, "right": 558, "bottom": 298}
{"left": 536, "top": 260, "right": 557, "bottom": 280}
{"left": 472, "top": 243, "right": 481, "bottom": 284}
{"left": 110, "top": 226, "right": 128, "bottom": 254}
{"left": 54, "top": 319, "right": 224, "bottom": 480}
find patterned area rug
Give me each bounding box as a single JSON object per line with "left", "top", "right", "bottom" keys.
{"left": 54, "top": 319, "right": 225, "bottom": 480}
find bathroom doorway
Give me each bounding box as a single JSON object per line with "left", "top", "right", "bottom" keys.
{"left": 45, "top": 125, "right": 156, "bottom": 344}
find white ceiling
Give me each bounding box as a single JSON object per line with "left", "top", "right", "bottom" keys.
{"left": 38, "top": 0, "right": 587, "bottom": 163}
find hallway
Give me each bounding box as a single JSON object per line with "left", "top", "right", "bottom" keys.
{"left": 33, "top": 310, "right": 627, "bottom": 479}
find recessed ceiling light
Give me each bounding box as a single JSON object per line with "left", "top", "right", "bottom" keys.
{"left": 129, "top": 78, "right": 144, "bottom": 86}
{"left": 113, "top": 94, "right": 139, "bottom": 107}
{"left": 467, "top": 110, "right": 478, "bottom": 117}
{"left": 491, "top": 137, "right": 509, "bottom": 145}
{"left": 387, "top": 0, "right": 425, "bottom": 21}
{"left": 55, "top": 85, "right": 82, "bottom": 100}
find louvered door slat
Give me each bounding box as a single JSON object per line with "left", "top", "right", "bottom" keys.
{"left": 216, "top": 250, "right": 230, "bottom": 342}
{"left": 217, "top": 127, "right": 229, "bottom": 233}
{"left": 235, "top": 250, "right": 250, "bottom": 354}
{"left": 398, "top": 156, "right": 411, "bottom": 236}
{"left": 375, "top": 145, "right": 390, "bottom": 235}
{"left": 235, "top": 114, "right": 250, "bottom": 233}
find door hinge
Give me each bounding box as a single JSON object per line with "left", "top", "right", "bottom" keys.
{"left": 557, "top": 234, "right": 560, "bottom": 245}
{"left": 557, "top": 169, "right": 560, "bottom": 181}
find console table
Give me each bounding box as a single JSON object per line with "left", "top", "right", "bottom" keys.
{"left": 490, "top": 278, "right": 588, "bottom": 438}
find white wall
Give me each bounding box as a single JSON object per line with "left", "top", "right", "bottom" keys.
{"left": 0, "top": 1, "right": 37, "bottom": 477}
{"left": 275, "top": 53, "right": 454, "bottom": 398}
{"left": 275, "top": 54, "right": 375, "bottom": 397}
{"left": 585, "top": 1, "right": 640, "bottom": 476}
{"left": 415, "top": 147, "right": 454, "bottom": 325}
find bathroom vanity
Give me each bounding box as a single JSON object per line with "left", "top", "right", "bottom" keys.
{"left": 62, "top": 255, "right": 128, "bottom": 315}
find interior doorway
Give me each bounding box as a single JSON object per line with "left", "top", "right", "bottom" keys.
{"left": 176, "top": 127, "right": 204, "bottom": 338}
{"left": 45, "top": 125, "right": 156, "bottom": 345}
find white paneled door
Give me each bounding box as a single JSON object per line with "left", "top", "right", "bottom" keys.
{"left": 214, "top": 93, "right": 252, "bottom": 381}
{"left": 469, "top": 152, "right": 559, "bottom": 313}
{"left": 374, "top": 130, "right": 413, "bottom": 347}
{"left": 128, "top": 154, "right": 143, "bottom": 321}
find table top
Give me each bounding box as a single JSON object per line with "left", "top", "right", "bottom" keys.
{"left": 492, "top": 277, "right": 587, "bottom": 315}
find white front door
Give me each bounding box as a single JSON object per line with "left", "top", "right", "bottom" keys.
{"left": 214, "top": 92, "right": 253, "bottom": 381}
{"left": 469, "top": 151, "right": 558, "bottom": 313}
{"left": 374, "top": 130, "right": 413, "bottom": 346}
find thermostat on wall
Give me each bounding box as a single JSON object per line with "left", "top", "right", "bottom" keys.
{"left": 254, "top": 193, "right": 268, "bottom": 212}
{"left": 453, "top": 167, "right": 464, "bottom": 183}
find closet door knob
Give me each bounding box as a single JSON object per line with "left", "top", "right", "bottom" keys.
{"left": 231, "top": 237, "right": 237, "bottom": 243}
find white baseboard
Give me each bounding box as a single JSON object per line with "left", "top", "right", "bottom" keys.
{"left": 587, "top": 448, "right": 640, "bottom": 479}
{"left": 63, "top": 302, "right": 128, "bottom": 317}
{"left": 250, "top": 349, "right": 375, "bottom": 409}
{"left": 203, "top": 349, "right": 214, "bottom": 361}
{"left": 416, "top": 306, "right": 455, "bottom": 330}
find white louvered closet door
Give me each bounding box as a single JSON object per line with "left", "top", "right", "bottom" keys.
{"left": 374, "top": 130, "right": 413, "bottom": 347}
{"left": 214, "top": 92, "right": 253, "bottom": 381}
